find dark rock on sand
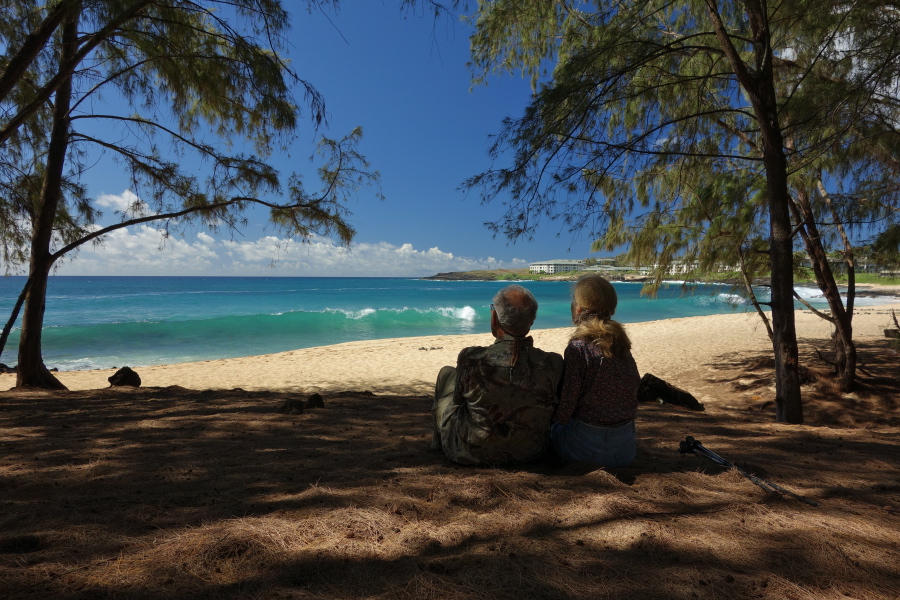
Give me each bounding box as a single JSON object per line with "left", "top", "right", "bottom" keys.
{"left": 108, "top": 366, "right": 141, "bottom": 387}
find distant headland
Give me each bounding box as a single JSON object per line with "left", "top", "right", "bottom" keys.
{"left": 422, "top": 268, "right": 654, "bottom": 283}
{"left": 422, "top": 268, "right": 900, "bottom": 300}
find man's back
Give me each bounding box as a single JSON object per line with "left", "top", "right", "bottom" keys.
{"left": 435, "top": 335, "right": 563, "bottom": 465}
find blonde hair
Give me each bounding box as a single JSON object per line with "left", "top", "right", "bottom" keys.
{"left": 570, "top": 274, "right": 632, "bottom": 359}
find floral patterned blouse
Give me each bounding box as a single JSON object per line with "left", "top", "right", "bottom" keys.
{"left": 554, "top": 338, "right": 640, "bottom": 427}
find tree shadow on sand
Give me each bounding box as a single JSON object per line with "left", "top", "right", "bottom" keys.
{"left": 1, "top": 379, "right": 898, "bottom": 599}
{"left": 702, "top": 337, "right": 900, "bottom": 427}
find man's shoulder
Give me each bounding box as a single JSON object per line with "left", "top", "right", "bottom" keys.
{"left": 456, "top": 341, "right": 562, "bottom": 371}
{"left": 521, "top": 345, "right": 564, "bottom": 374}
{"left": 530, "top": 344, "right": 563, "bottom": 359}
{"left": 525, "top": 339, "right": 563, "bottom": 359}
{"left": 457, "top": 345, "right": 489, "bottom": 361}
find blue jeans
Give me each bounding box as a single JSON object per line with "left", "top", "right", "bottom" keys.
{"left": 550, "top": 419, "right": 636, "bottom": 467}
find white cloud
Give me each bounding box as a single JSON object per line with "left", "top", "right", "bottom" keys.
{"left": 53, "top": 226, "right": 219, "bottom": 275}
{"left": 96, "top": 190, "right": 155, "bottom": 218}
{"left": 54, "top": 226, "right": 529, "bottom": 277}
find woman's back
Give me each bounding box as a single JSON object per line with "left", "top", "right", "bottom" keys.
{"left": 555, "top": 338, "right": 640, "bottom": 427}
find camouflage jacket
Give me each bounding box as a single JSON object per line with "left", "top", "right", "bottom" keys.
{"left": 437, "top": 334, "right": 564, "bottom": 465}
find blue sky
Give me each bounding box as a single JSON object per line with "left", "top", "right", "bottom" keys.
{"left": 53, "top": 4, "right": 601, "bottom": 278}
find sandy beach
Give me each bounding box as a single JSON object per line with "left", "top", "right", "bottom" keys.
{"left": 4, "top": 301, "right": 898, "bottom": 397}
{"left": 2, "top": 298, "right": 899, "bottom": 599}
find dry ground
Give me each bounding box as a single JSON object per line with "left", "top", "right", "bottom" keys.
{"left": 1, "top": 340, "right": 899, "bottom": 600}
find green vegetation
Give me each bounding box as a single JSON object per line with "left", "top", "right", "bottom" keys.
{"left": 837, "top": 273, "right": 900, "bottom": 286}
{"left": 428, "top": 269, "right": 554, "bottom": 281}
{"left": 478, "top": 269, "right": 534, "bottom": 280}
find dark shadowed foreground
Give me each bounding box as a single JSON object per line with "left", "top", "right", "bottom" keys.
{"left": 1, "top": 343, "right": 899, "bottom": 600}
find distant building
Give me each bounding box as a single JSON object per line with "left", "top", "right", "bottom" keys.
{"left": 651, "top": 260, "right": 699, "bottom": 275}
{"left": 529, "top": 260, "right": 586, "bottom": 275}
{"left": 584, "top": 265, "right": 637, "bottom": 273}
{"left": 650, "top": 260, "right": 738, "bottom": 275}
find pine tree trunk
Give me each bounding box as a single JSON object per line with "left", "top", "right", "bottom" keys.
{"left": 16, "top": 265, "right": 65, "bottom": 389}
{"left": 767, "top": 179, "right": 804, "bottom": 424}
{"left": 15, "top": 4, "right": 79, "bottom": 390}
{"left": 0, "top": 277, "right": 30, "bottom": 363}
{"left": 704, "top": 0, "right": 804, "bottom": 423}
{"left": 738, "top": 248, "right": 774, "bottom": 341}
{"left": 760, "top": 95, "right": 803, "bottom": 424}
{"left": 824, "top": 182, "right": 858, "bottom": 393}
{"left": 834, "top": 330, "right": 856, "bottom": 391}
{"left": 791, "top": 186, "right": 857, "bottom": 392}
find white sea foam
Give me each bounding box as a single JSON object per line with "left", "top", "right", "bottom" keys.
{"left": 793, "top": 286, "right": 825, "bottom": 300}
{"left": 320, "top": 307, "right": 377, "bottom": 319}
{"left": 690, "top": 293, "right": 748, "bottom": 307}
{"left": 51, "top": 357, "right": 106, "bottom": 371}
{"left": 664, "top": 280, "right": 731, "bottom": 287}
{"left": 752, "top": 285, "right": 900, "bottom": 308}
{"left": 854, "top": 294, "right": 900, "bottom": 306}
{"left": 320, "top": 306, "right": 477, "bottom": 321}
{"left": 347, "top": 308, "right": 377, "bottom": 320}
{"left": 436, "top": 306, "right": 477, "bottom": 321}
{"left": 717, "top": 293, "right": 748, "bottom": 305}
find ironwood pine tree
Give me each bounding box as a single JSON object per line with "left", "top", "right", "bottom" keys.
{"left": 775, "top": 4, "right": 900, "bottom": 392}
{"left": 601, "top": 64, "right": 900, "bottom": 394}
{"left": 0, "top": 0, "right": 380, "bottom": 388}
{"left": 464, "top": 0, "right": 900, "bottom": 423}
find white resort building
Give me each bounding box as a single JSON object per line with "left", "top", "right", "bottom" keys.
{"left": 529, "top": 260, "right": 586, "bottom": 275}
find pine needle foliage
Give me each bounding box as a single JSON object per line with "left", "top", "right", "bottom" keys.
{"left": 0, "top": 0, "right": 382, "bottom": 387}
{"left": 463, "top": 0, "right": 900, "bottom": 419}
{"left": 465, "top": 0, "right": 900, "bottom": 265}
{"left": 0, "top": 0, "right": 379, "bottom": 270}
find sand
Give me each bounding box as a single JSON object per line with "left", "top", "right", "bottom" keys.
{"left": 2, "top": 299, "right": 899, "bottom": 599}
{"left": 3, "top": 301, "right": 898, "bottom": 397}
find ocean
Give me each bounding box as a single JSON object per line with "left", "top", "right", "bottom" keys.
{"left": 0, "top": 276, "right": 889, "bottom": 372}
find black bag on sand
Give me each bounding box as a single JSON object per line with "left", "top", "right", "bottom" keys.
{"left": 637, "top": 373, "right": 704, "bottom": 411}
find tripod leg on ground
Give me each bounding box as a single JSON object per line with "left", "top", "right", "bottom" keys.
{"left": 679, "top": 437, "right": 820, "bottom": 507}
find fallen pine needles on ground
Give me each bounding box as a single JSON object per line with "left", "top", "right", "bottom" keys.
{"left": 1, "top": 350, "right": 899, "bottom": 599}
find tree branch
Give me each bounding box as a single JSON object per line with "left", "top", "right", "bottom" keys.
{"left": 0, "top": 0, "right": 79, "bottom": 103}
{"left": 792, "top": 289, "right": 835, "bottom": 322}
{"left": 48, "top": 194, "right": 331, "bottom": 262}
{"left": 0, "top": 0, "right": 156, "bottom": 147}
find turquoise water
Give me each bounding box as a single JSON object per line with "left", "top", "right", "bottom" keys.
{"left": 0, "top": 276, "right": 887, "bottom": 371}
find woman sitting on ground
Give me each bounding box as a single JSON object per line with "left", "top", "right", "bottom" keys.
{"left": 551, "top": 274, "right": 641, "bottom": 467}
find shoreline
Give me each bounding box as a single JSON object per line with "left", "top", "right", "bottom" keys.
{"left": 3, "top": 278, "right": 896, "bottom": 378}
{"left": 4, "top": 302, "right": 898, "bottom": 395}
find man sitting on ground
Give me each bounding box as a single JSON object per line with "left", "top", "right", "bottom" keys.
{"left": 431, "top": 285, "right": 564, "bottom": 465}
